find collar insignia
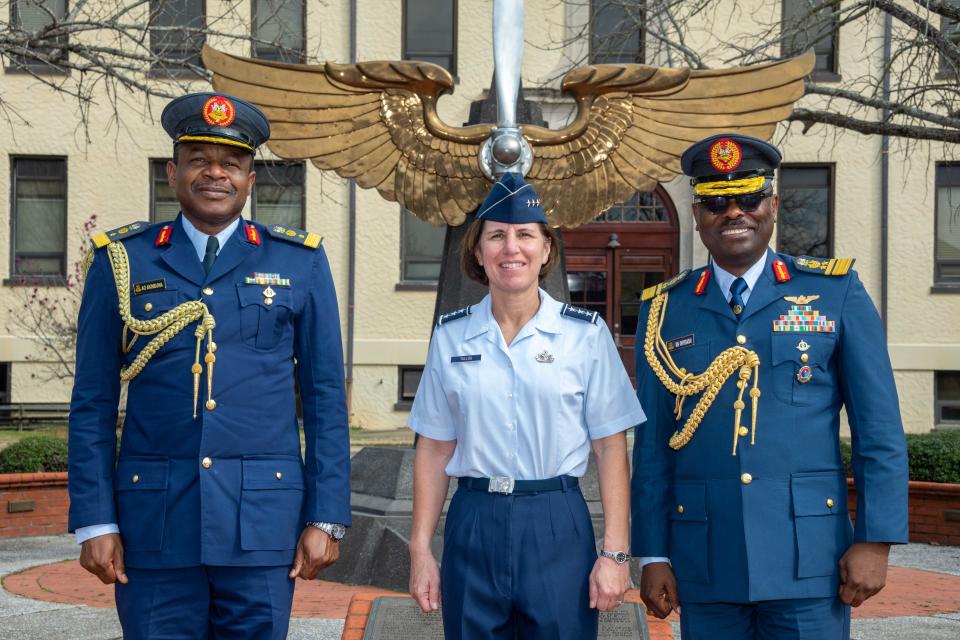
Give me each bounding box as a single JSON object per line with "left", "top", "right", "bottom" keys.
{"left": 535, "top": 350, "right": 555, "bottom": 363}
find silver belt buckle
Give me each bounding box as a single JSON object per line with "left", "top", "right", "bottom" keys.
{"left": 488, "top": 476, "right": 515, "bottom": 495}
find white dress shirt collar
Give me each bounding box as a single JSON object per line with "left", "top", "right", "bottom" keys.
{"left": 179, "top": 214, "right": 241, "bottom": 262}
{"left": 711, "top": 251, "right": 769, "bottom": 305}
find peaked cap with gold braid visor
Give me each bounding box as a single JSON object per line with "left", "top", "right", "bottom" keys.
{"left": 643, "top": 133, "right": 781, "bottom": 455}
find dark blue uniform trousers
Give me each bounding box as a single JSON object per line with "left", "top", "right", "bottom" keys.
{"left": 115, "top": 565, "right": 294, "bottom": 639}
{"left": 440, "top": 484, "right": 599, "bottom": 640}
{"left": 679, "top": 597, "right": 850, "bottom": 640}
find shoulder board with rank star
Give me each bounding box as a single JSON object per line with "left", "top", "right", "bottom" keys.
{"left": 772, "top": 259, "right": 791, "bottom": 283}
{"left": 90, "top": 221, "right": 151, "bottom": 249}
{"left": 266, "top": 223, "right": 322, "bottom": 249}
{"left": 793, "top": 256, "right": 855, "bottom": 276}
{"left": 641, "top": 269, "right": 691, "bottom": 301}
{"left": 437, "top": 306, "right": 471, "bottom": 326}
{"left": 560, "top": 303, "right": 598, "bottom": 324}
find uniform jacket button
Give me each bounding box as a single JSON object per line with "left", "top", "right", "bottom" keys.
{"left": 826, "top": 498, "right": 835, "bottom": 508}
{"left": 202, "top": 457, "right": 212, "bottom": 469}
{"left": 740, "top": 472, "right": 753, "bottom": 485}
{"left": 203, "top": 287, "right": 214, "bottom": 296}
{"left": 132, "top": 474, "right": 139, "bottom": 484}
{"left": 677, "top": 505, "right": 684, "bottom": 514}
{"left": 736, "top": 334, "right": 747, "bottom": 345}
{"left": 144, "top": 302, "right": 153, "bottom": 312}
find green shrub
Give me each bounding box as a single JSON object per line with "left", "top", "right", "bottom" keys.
{"left": 0, "top": 434, "right": 69, "bottom": 473}
{"left": 840, "top": 431, "right": 960, "bottom": 484}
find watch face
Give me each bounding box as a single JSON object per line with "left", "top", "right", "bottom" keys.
{"left": 615, "top": 551, "right": 627, "bottom": 564}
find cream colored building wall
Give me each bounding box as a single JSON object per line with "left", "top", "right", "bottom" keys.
{"left": 0, "top": 1, "right": 955, "bottom": 434}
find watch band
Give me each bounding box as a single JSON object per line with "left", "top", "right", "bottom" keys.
{"left": 599, "top": 549, "right": 631, "bottom": 564}
{"left": 306, "top": 521, "right": 347, "bottom": 541}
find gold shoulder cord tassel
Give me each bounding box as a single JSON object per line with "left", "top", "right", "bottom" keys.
{"left": 644, "top": 292, "right": 761, "bottom": 455}
{"left": 106, "top": 242, "right": 217, "bottom": 418}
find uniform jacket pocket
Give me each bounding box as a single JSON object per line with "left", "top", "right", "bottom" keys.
{"left": 114, "top": 458, "right": 169, "bottom": 552}
{"left": 770, "top": 333, "right": 837, "bottom": 406}
{"left": 669, "top": 481, "right": 710, "bottom": 583}
{"left": 791, "top": 470, "right": 852, "bottom": 578}
{"left": 237, "top": 285, "right": 294, "bottom": 350}
{"left": 239, "top": 456, "right": 305, "bottom": 551}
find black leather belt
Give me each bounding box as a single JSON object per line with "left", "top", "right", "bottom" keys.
{"left": 458, "top": 475, "right": 579, "bottom": 495}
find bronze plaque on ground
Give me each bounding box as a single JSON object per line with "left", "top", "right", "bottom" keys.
{"left": 363, "top": 597, "right": 647, "bottom": 639}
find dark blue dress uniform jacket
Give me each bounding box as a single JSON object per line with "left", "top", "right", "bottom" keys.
{"left": 68, "top": 215, "right": 351, "bottom": 569}
{"left": 631, "top": 251, "right": 908, "bottom": 603}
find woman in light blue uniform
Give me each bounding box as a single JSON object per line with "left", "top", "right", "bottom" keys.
{"left": 407, "top": 173, "right": 645, "bottom": 640}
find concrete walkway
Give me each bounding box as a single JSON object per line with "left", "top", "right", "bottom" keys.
{"left": 0, "top": 535, "right": 957, "bottom": 639}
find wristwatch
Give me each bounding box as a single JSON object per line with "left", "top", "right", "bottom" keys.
{"left": 306, "top": 521, "right": 347, "bottom": 541}
{"left": 599, "top": 549, "right": 631, "bottom": 564}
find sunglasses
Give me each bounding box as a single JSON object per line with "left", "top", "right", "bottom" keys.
{"left": 695, "top": 191, "right": 771, "bottom": 215}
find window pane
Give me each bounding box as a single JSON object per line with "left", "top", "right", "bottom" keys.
{"left": 254, "top": 161, "right": 304, "bottom": 228}
{"left": 596, "top": 191, "right": 668, "bottom": 222}
{"left": 940, "top": 1, "right": 960, "bottom": 74}
{"left": 14, "top": 0, "right": 66, "bottom": 31}
{"left": 254, "top": 0, "right": 305, "bottom": 62}
{"left": 150, "top": 0, "right": 204, "bottom": 67}
{"left": 936, "top": 164, "right": 960, "bottom": 283}
{"left": 782, "top": 0, "right": 836, "bottom": 72}
{"left": 401, "top": 208, "right": 444, "bottom": 281}
{"left": 779, "top": 166, "right": 831, "bottom": 258}
{"left": 13, "top": 158, "right": 66, "bottom": 276}
{"left": 151, "top": 161, "right": 180, "bottom": 222}
{"left": 400, "top": 367, "right": 423, "bottom": 401}
{"left": 590, "top": 1, "right": 644, "bottom": 64}
{"left": 403, "top": 0, "right": 456, "bottom": 73}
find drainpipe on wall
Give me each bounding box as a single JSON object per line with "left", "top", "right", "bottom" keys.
{"left": 345, "top": 0, "right": 358, "bottom": 419}
{"left": 880, "top": 13, "right": 891, "bottom": 335}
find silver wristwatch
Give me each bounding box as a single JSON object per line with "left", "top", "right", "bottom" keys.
{"left": 307, "top": 521, "right": 347, "bottom": 541}
{"left": 599, "top": 549, "right": 630, "bottom": 564}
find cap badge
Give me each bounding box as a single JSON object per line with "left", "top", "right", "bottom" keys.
{"left": 202, "top": 95, "right": 236, "bottom": 128}
{"left": 709, "top": 138, "right": 742, "bottom": 172}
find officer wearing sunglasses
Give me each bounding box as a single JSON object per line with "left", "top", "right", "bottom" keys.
{"left": 630, "top": 133, "right": 908, "bottom": 639}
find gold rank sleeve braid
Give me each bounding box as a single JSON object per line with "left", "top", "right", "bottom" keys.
{"left": 105, "top": 242, "right": 217, "bottom": 418}
{"left": 644, "top": 292, "right": 761, "bottom": 454}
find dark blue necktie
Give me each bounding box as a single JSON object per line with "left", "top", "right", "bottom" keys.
{"left": 202, "top": 236, "right": 219, "bottom": 275}
{"left": 729, "top": 277, "right": 747, "bottom": 316}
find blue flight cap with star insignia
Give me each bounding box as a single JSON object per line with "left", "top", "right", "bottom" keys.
{"left": 161, "top": 92, "right": 270, "bottom": 153}
{"left": 475, "top": 173, "right": 548, "bottom": 224}
{"left": 680, "top": 133, "right": 782, "bottom": 197}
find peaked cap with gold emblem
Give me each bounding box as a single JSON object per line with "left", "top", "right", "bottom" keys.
{"left": 162, "top": 92, "right": 270, "bottom": 152}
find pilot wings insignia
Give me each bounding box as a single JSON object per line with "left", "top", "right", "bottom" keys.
{"left": 202, "top": 46, "right": 813, "bottom": 228}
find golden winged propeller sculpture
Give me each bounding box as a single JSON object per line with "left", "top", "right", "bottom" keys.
{"left": 201, "top": 44, "right": 814, "bottom": 228}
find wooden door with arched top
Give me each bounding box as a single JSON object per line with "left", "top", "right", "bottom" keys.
{"left": 563, "top": 186, "right": 680, "bottom": 381}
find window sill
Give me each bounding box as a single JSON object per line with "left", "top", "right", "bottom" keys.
{"left": 146, "top": 67, "right": 204, "bottom": 79}
{"left": 810, "top": 71, "right": 841, "bottom": 83}
{"left": 395, "top": 282, "right": 438, "bottom": 292}
{"left": 393, "top": 401, "right": 414, "bottom": 412}
{"left": 4, "top": 275, "right": 68, "bottom": 287}
{"left": 4, "top": 65, "right": 69, "bottom": 76}
{"left": 930, "top": 285, "right": 960, "bottom": 294}
{"left": 934, "top": 71, "right": 956, "bottom": 82}
{"left": 934, "top": 423, "right": 960, "bottom": 432}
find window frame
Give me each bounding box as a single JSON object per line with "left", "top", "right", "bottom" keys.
{"left": 8, "top": 155, "right": 69, "bottom": 285}
{"left": 935, "top": 371, "right": 960, "bottom": 429}
{"left": 148, "top": 0, "right": 207, "bottom": 76}
{"left": 934, "top": 162, "right": 960, "bottom": 291}
{"left": 781, "top": 0, "right": 841, "bottom": 82}
{"left": 251, "top": 0, "right": 306, "bottom": 64}
{"left": 776, "top": 162, "right": 835, "bottom": 259}
{"left": 398, "top": 206, "right": 445, "bottom": 289}
{"left": 251, "top": 160, "right": 306, "bottom": 229}
{"left": 588, "top": 0, "right": 646, "bottom": 65}
{"left": 7, "top": 0, "right": 69, "bottom": 73}
{"left": 149, "top": 158, "right": 179, "bottom": 224}
{"left": 395, "top": 365, "right": 424, "bottom": 411}
{"left": 937, "top": 1, "right": 960, "bottom": 79}
{"left": 0, "top": 363, "right": 10, "bottom": 404}
{"left": 401, "top": 0, "right": 458, "bottom": 76}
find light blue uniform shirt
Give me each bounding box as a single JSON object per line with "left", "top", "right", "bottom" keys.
{"left": 408, "top": 290, "right": 645, "bottom": 479}
{"left": 711, "top": 255, "right": 767, "bottom": 307}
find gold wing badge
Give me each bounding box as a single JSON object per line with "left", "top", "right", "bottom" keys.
{"left": 202, "top": 45, "right": 814, "bottom": 228}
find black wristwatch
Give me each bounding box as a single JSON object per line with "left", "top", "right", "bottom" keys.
{"left": 599, "top": 549, "right": 631, "bottom": 564}
{"left": 306, "top": 521, "right": 347, "bottom": 541}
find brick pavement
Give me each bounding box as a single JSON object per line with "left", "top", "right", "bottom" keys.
{"left": 4, "top": 558, "right": 959, "bottom": 638}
